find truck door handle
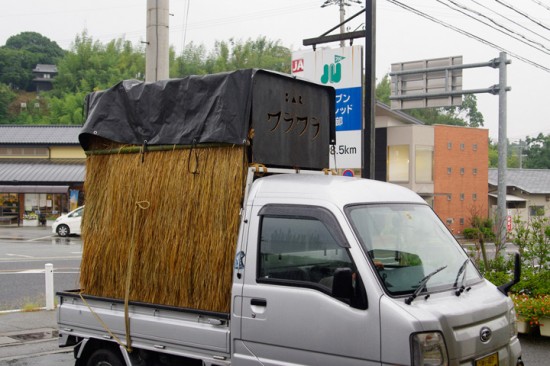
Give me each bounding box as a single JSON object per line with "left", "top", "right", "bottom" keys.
{"left": 251, "top": 298, "right": 267, "bottom": 307}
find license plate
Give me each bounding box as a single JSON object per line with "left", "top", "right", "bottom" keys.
{"left": 475, "top": 352, "right": 499, "bottom": 366}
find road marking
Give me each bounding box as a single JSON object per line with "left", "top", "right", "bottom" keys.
{"left": 0, "top": 256, "right": 82, "bottom": 262}
{"left": 0, "top": 268, "right": 80, "bottom": 274}
{"left": 5, "top": 253, "right": 33, "bottom": 258}
{"left": 27, "top": 235, "right": 58, "bottom": 242}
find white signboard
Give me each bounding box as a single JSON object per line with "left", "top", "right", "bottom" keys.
{"left": 292, "top": 46, "right": 363, "bottom": 170}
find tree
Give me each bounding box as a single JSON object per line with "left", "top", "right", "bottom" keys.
{"left": 3, "top": 32, "right": 64, "bottom": 63}
{"left": 53, "top": 31, "right": 145, "bottom": 96}
{"left": 208, "top": 37, "right": 291, "bottom": 74}
{"left": 0, "top": 32, "right": 65, "bottom": 90}
{"left": 0, "top": 83, "right": 16, "bottom": 121}
{"left": 170, "top": 42, "right": 209, "bottom": 77}
{"left": 0, "top": 48, "right": 39, "bottom": 90}
{"left": 488, "top": 138, "right": 498, "bottom": 168}
{"left": 375, "top": 74, "right": 484, "bottom": 127}
{"left": 407, "top": 95, "right": 484, "bottom": 127}
{"left": 375, "top": 74, "right": 391, "bottom": 105}
{"left": 524, "top": 133, "right": 550, "bottom": 169}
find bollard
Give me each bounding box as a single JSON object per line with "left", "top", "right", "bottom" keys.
{"left": 45, "top": 263, "right": 54, "bottom": 310}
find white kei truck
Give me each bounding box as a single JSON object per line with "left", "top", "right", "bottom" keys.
{"left": 57, "top": 70, "right": 523, "bottom": 366}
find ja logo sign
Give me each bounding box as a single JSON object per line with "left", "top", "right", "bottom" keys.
{"left": 321, "top": 55, "right": 345, "bottom": 84}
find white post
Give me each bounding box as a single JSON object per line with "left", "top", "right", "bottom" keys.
{"left": 45, "top": 263, "right": 54, "bottom": 310}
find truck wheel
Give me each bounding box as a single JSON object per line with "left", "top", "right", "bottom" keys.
{"left": 85, "top": 348, "right": 124, "bottom": 366}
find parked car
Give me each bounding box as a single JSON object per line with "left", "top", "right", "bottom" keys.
{"left": 52, "top": 206, "right": 84, "bottom": 237}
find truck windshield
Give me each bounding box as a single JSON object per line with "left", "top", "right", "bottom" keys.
{"left": 346, "top": 203, "right": 482, "bottom": 297}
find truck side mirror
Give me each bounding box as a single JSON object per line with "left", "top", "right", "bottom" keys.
{"left": 332, "top": 268, "right": 354, "bottom": 304}
{"left": 498, "top": 253, "right": 521, "bottom": 296}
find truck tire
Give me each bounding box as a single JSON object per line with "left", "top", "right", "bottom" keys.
{"left": 85, "top": 348, "right": 125, "bottom": 366}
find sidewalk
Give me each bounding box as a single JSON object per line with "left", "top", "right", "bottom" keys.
{"left": 0, "top": 225, "right": 54, "bottom": 241}
{"left": 0, "top": 309, "right": 68, "bottom": 361}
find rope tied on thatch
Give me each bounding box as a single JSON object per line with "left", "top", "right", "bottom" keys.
{"left": 78, "top": 292, "right": 131, "bottom": 352}
{"left": 76, "top": 199, "right": 151, "bottom": 354}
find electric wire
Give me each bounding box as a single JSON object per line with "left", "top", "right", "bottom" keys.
{"left": 181, "top": 0, "right": 191, "bottom": 52}
{"left": 495, "top": 0, "right": 550, "bottom": 32}
{"left": 438, "top": 0, "right": 550, "bottom": 55}
{"left": 530, "top": 0, "right": 550, "bottom": 13}
{"left": 385, "top": 0, "right": 550, "bottom": 73}
{"left": 469, "top": 0, "right": 550, "bottom": 44}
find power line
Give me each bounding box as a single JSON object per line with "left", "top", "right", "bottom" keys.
{"left": 385, "top": 0, "right": 550, "bottom": 73}
{"left": 181, "top": 0, "right": 191, "bottom": 52}
{"left": 530, "top": 0, "right": 550, "bottom": 13}
{"left": 495, "top": 0, "right": 550, "bottom": 32}
{"left": 470, "top": 0, "right": 550, "bottom": 45}
{"left": 438, "top": 0, "right": 550, "bottom": 55}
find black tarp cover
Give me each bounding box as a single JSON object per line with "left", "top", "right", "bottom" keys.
{"left": 80, "top": 69, "right": 335, "bottom": 170}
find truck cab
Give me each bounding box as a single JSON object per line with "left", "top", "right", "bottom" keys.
{"left": 231, "top": 173, "right": 522, "bottom": 366}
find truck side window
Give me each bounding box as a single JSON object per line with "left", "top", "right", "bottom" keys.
{"left": 257, "top": 206, "right": 367, "bottom": 309}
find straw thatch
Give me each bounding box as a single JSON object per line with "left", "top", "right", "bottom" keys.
{"left": 80, "top": 139, "right": 245, "bottom": 313}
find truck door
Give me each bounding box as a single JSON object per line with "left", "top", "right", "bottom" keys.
{"left": 234, "top": 204, "right": 381, "bottom": 366}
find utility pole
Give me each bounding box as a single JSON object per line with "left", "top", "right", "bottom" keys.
{"left": 364, "top": 0, "right": 376, "bottom": 179}
{"left": 497, "top": 52, "right": 511, "bottom": 249}
{"left": 146, "top": 0, "right": 170, "bottom": 82}
{"left": 321, "top": 0, "right": 362, "bottom": 48}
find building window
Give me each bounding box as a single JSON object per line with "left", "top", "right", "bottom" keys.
{"left": 446, "top": 218, "right": 453, "bottom": 225}
{"left": 447, "top": 194, "right": 452, "bottom": 201}
{"left": 447, "top": 167, "right": 452, "bottom": 175}
{"left": 387, "top": 145, "right": 409, "bottom": 182}
{"left": 473, "top": 168, "right": 478, "bottom": 175}
{"left": 529, "top": 206, "right": 545, "bottom": 216}
{"left": 460, "top": 167, "right": 465, "bottom": 175}
{"left": 415, "top": 145, "right": 433, "bottom": 183}
{"left": 472, "top": 193, "right": 477, "bottom": 201}
{"left": 460, "top": 218, "right": 465, "bottom": 225}
{"left": 447, "top": 142, "right": 452, "bottom": 150}
{"left": 473, "top": 144, "right": 478, "bottom": 151}
{"left": 460, "top": 193, "right": 465, "bottom": 201}
{"left": 460, "top": 143, "right": 465, "bottom": 151}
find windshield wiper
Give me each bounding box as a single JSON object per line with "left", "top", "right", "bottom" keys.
{"left": 405, "top": 266, "right": 447, "bottom": 305}
{"left": 453, "top": 259, "right": 471, "bottom": 296}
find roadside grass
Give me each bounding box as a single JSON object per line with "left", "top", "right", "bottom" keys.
{"left": 0, "top": 294, "right": 59, "bottom": 312}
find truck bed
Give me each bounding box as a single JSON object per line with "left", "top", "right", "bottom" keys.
{"left": 57, "top": 290, "right": 231, "bottom": 359}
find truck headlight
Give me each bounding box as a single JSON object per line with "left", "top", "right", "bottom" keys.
{"left": 411, "top": 331, "right": 448, "bottom": 366}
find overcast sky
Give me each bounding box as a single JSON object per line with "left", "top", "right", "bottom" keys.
{"left": 1, "top": 0, "right": 550, "bottom": 142}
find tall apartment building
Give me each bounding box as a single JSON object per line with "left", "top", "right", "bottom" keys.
{"left": 433, "top": 125, "right": 489, "bottom": 234}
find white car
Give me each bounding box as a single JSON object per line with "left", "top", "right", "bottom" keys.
{"left": 52, "top": 206, "right": 84, "bottom": 237}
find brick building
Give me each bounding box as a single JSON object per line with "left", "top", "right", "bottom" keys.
{"left": 433, "top": 125, "right": 489, "bottom": 234}
{"left": 375, "top": 107, "right": 489, "bottom": 235}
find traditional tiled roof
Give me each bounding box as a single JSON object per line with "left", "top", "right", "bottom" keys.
{"left": 0, "top": 159, "right": 85, "bottom": 184}
{"left": 488, "top": 168, "right": 550, "bottom": 194}
{"left": 0, "top": 125, "right": 81, "bottom": 145}
{"left": 32, "top": 64, "right": 58, "bottom": 73}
